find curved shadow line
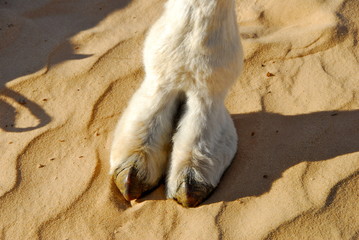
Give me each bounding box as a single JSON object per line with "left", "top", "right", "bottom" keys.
{"left": 0, "top": 87, "right": 51, "bottom": 132}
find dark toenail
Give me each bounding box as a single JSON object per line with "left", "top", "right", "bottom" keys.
{"left": 114, "top": 166, "right": 143, "bottom": 201}
{"left": 174, "top": 169, "right": 214, "bottom": 207}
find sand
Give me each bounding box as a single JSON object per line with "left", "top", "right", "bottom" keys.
{"left": 0, "top": 0, "right": 358, "bottom": 239}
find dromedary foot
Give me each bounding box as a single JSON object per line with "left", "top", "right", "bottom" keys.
{"left": 166, "top": 95, "right": 238, "bottom": 207}
{"left": 110, "top": 85, "right": 179, "bottom": 201}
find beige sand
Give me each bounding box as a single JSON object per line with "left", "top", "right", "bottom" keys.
{"left": 0, "top": 0, "right": 358, "bottom": 239}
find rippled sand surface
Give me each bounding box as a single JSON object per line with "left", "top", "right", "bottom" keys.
{"left": 1, "top": 0, "right": 358, "bottom": 239}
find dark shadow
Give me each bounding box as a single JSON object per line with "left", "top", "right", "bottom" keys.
{"left": 0, "top": 87, "right": 51, "bottom": 132}
{"left": 135, "top": 109, "right": 359, "bottom": 205}
{"left": 0, "top": 0, "right": 132, "bottom": 131}
{"left": 205, "top": 109, "right": 359, "bottom": 204}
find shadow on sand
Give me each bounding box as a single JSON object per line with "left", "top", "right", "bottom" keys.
{"left": 0, "top": 0, "right": 131, "bottom": 132}
{"left": 136, "top": 109, "right": 359, "bottom": 205}
{"left": 208, "top": 109, "right": 359, "bottom": 203}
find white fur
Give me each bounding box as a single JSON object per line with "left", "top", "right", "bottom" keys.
{"left": 110, "top": 0, "right": 243, "bottom": 199}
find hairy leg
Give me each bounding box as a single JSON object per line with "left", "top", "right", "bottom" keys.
{"left": 167, "top": 91, "right": 238, "bottom": 207}
{"left": 110, "top": 80, "right": 179, "bottom": 201}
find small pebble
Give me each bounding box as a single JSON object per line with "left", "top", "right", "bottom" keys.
{"left": 263, "top": 175, "right": 269, "bottom": 179}
{"left": 266, "top": 72, "right": 275, "bottom": 77}
{"left": 37, "top": 164, "right": 45, "bottom": 168}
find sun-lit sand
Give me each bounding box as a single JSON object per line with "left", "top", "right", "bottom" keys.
{"left": 1, "top": 0, "right": 358, "bottom": 239}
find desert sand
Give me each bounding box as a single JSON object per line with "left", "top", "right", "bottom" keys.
{"left": 0, "top": 0, "right": 358, "bottom": 239}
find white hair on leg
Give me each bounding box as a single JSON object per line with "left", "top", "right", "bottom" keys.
{"left": 166, "top": 92, "right": 238, "bottom": 205}
{"left": 110, "top": 79, "right": 180, "bottom": 200}
{"left": 110, "top": 0, "right": 244, "bottom": 206}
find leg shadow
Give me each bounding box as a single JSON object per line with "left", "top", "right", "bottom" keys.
{"left": 206, "top": 110, "right": 359, "bottom": 203}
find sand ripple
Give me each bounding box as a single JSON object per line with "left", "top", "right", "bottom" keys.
{"left": 0, "top": 0, "right": 358, "bottom": 239}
